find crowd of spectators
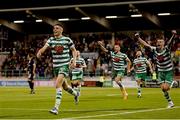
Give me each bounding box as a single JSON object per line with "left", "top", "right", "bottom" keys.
{"left": 1, "top": 31, "right": 180, "bottom": 78}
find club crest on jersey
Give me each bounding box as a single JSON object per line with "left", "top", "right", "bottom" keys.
{"left": 76, "top": 63, "right": 81, "bottom": 68}
{"left": 113, "top": 57, "right": 121, "bottom": 62}
{"left": 54, "top": 45, "right": 64, "bottom": 54}
{"left": 136, "top": 63, "right": 142, "bottom": 67}
{"left": 157, "top": 55, "right": 164, "bottom": 62}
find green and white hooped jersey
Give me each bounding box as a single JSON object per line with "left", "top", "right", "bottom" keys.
{"left": 46, "top": 36, "right": 74, "bottom": 68}
{"left": 133, "top": 57, "right": 148, "bottom": 73}
{"left": 110, "top": 51, "right": 128, "bottom": 71}
{"left": 151, "top": 46, "right": 173, "bottom": 72}
{"left": 71, "top": 57, "right": 86, "bottom": 74}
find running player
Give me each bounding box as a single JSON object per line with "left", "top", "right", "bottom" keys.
{"left": 27, "top": 51, "right": 36, "bottom": 94}
{"left": 135, "top": 30, "right": 176, "bottom": 108}
{"left": 37, "top": 24, "right": 78, "bottom": 115}
{"left": 98, "top": 41, "right": 131, "bottom": 100}
{"left": 69, "top": 50, "right": 87, "bottom": 104}
{"left": 131, "top": 50, "right": 153, "bottom": 98}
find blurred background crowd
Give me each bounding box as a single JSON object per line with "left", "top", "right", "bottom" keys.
{"left": 1, "top": 31, "right": 180, "bottom": 79}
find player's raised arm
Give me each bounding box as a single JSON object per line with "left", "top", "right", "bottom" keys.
{"left": 97, "top": 41, "right": 109, "bottom": 53}
{"left": 135, "top": 33, "right": 152, "bottom": 49}
{"left": 167, "top": 30, "right": 176, "bottom": 48}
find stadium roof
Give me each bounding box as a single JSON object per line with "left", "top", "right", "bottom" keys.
{"left": 0, "top": 0, "right": 180, "bottom": 34}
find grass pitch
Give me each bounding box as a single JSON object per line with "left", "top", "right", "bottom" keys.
{"left": 0, "top": 87, "right": 180, "bottom": 119}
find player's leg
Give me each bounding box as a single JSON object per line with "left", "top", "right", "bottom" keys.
{"left": 159, "top": 71, "right": 174, "bottom": 108}
{"left": 72, "top": 80, "right": 81, "bottom": 95}
{"left": 115, "top": 71, "right": 128, "bottom": 100}
{"left": 62, "top": 79, "right": 78, "bottom": 96}
{"left": 71, "top": 80, "right": 81, "bottom": 104}
{"left": 136, "top": 79, "right": 142, "bottom": 98}
{"left": 49, "top": 73, "right": 65, "bottom": 115}
{"left": 27, "top": 80, "right": 32, "bottom": 92}
{"left": 28, "top": 75, "right": 35, "bottom": 94}
{"left": 57, "top": 65, "right": 78, "bottom": 97}
{"left": 71, "top": 72, "right": 83, "bottom": 104}
{"left": 137, "top": 73, "right": 146, "bottom": 98}
{"left": 135, "top": 73, "right": 141, "bottom": 97}
{"left": 50, "top": 66, "right": 74, "bottom": 115}
{"left": 30, "top": 80, "right": 35, "bottom": 94}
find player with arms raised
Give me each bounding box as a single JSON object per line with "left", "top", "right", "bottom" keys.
{"left": 135, "top": 30, "right": 176, "bottom": 108}
{"left": 98, "top": 41, "right": 131, "bottom": 100}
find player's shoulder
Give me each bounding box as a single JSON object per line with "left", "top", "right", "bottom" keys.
{"left": 48, "top": 37, "right": 54, "bottom": 41}
{"left": 120, "top": 52, "right": 127, "bottom": 57}
{"left": 164, "top": 45, "right": 170, "bottom": 50}
{"left": 62, "top": 36, "right": 69, "bottom": 39}
{"left": 141, "top": 57, "right": 148, "bottom": 61}
{"left": 79, "top": 57, "right": 85, "bottom": 60}
{"left": 61, "top": 36, "right": 71, "bottom": 40}
{"left": 134, "top": 57, "right": 138, "bottom": 61}
{"left": 133, "top": 58, "right": 139, "bottom": 62}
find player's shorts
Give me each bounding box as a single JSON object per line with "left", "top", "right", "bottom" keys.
{"left": 135, "top": 73, "right": 147, "bottom": 81}
{"left": 112, "top": 70, "right": 125, "bottom": 79}
{"left": 71, "top": 71, "right": 83, "bottom": 81}
{"left": 158, "top": 70, "right": 173, "bottom": 85}
{"left": 53, "top": 65, "right": 69, "bottom": 77}
{"left": 28, "top": 74, "right": 34, "bottom": 80}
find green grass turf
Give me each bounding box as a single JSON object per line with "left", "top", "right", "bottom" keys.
{"left": 0, "top": 87, "right": 180, "bottom": 119}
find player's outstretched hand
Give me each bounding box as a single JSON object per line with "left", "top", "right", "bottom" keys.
{"left": 127, "top": 69, "right": 131, "bottom": 74}
{"left": 171, "top": 30, "right": 177, "bottom": 35}
{"left": 98, "top": 41, "right": 103, "bottom": 45}
{"left": 70, "top": 60, "right": 76, "bottom": 69}
{"left": 135, "top": 32, "right": 140, "bottom": 38}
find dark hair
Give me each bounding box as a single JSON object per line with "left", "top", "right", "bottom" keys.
{"left": 54, "top": 24, "right": 63, "bottom": 28}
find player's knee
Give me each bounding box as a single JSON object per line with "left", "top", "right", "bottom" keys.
{"left": 136, "top": 79, "right": 141, "bottom": 83}
{"left": 63, "top": 86, "right": 69, "bottom": 91}
{"left": 161, "top": 83, "right": 170, "bottom": 91}
{"left": 115, "top": 77, "right": 120, "bottom": 82}
{"left": 72, "top": 81, "right": 80, "bottom": 87}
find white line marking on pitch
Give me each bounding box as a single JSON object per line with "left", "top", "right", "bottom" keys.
{"left": 62, "top": 106, "right": 180, "bottom": 120}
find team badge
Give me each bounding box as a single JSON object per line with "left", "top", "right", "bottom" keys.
{"left": 54, "top": 45, "right": 64, "bottom": 54}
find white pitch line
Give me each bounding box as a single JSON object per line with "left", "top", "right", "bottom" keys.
{"left": 62, "top": 106, "right": 180, "bottom": 120}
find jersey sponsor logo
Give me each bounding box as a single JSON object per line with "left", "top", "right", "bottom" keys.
{"left": 136, "top": 63, "right": 142, "bottom": 67}
{"left": 157, "top": 55, "right": 164, "bottom": 62}
{"left": 54, "top": 45, "right": 64, "bottom": 54}
{"left": 76, "top": 63, "right": 81, "bottom": 68}
{"left": 113, "top": 57, "right": 121, "bottom": 62}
